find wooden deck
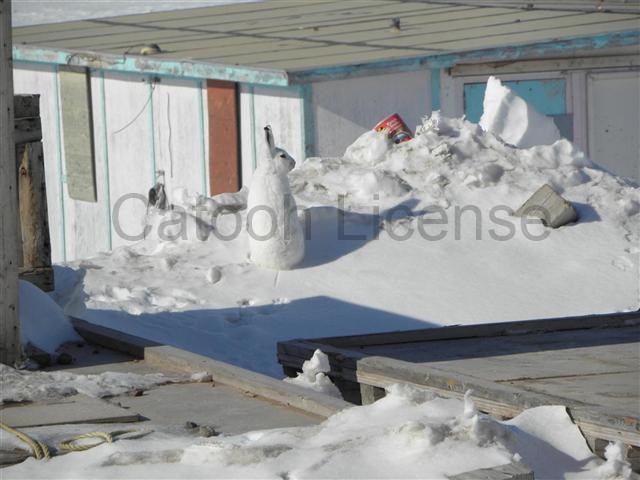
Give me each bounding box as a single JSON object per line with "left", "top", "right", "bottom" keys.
{"left": 277, "top": 311, "right": 640, "bottom": 462}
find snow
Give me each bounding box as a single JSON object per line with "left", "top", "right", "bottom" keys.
{"left": 19, "top": 280, "right": 81, "bottom": 354}
{"left": 0, "top": 364, "right": 171, "bottom": 404}
{"left": 283, "top": 349, "right": 342, "bottom": 398}
{"left": 1, "top": 386, "right": 623, "bottom": 479}
{"left": 480, "top": 76, "right": 562, "bottom": 148}
{"left": 5, "top": 69, "right": 639, "bottom": 478}
{"left": 50, "top": 110, "right": 639, "bottom": 378}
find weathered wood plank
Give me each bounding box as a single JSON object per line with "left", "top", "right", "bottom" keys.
{"left": 0, "top": 449, "right": 32, "bottom": 467}
{"left": 0, "top": 395, "right": 141, "bottom": 427}
{"left": 17, "top": 266, "right": 54, "bottom": 292}
{"left": 16, "top": 141, "right": 54, "bottom": 292}
{"left": 13, "top": 94, "right": 39, "bottom": 119}
{"left": 59, "top": 67, "right": 97, "bottom": 202}
{"left": 13, "top": 117, "right": 41, "bottom": 144}
{"left": 207, "top": 80, "right": 239, "bottom": 194}
{"left": 448, "top": 461, "right": 534, "bottom": 480}
{"left": 310, "top": 310, "right": 640, "bottom": 349}
{"left": 0, "top": 0, "right": 22, "bottom": 366}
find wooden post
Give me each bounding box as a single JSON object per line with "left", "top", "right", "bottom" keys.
{"left": 0, "top": 0, "right": 22, "bottom": 365}
{"left": 14, "top": 95, "right": 53, "bottom": 292}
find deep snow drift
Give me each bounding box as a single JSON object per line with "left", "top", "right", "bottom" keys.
{"left": 50, "top": 111, "right": 639, "bottom": 377}
{"left": 2, "top": 385, "right": 627, "bottom": 479}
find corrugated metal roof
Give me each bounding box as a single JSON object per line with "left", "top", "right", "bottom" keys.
{"left": 12, "top": 0, "right": 640, "bottom": 85}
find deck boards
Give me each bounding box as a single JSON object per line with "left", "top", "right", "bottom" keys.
{"left": 277, "top": 311, "right": 640, "bottom": 448}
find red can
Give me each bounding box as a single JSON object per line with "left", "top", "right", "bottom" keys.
{"left": 374, "top": 113, "right": 413, "bottom": 144}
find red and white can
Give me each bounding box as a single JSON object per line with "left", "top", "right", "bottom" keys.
{"left": 374, "top": 113, "right": 413, "bottom": 144}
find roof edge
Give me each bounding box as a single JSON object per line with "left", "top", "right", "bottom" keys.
{"left": 12, "top": 44, "right": 290, "bottom": 86}
{"left": 287, "top": 29, "right": 640, "bottom": 84}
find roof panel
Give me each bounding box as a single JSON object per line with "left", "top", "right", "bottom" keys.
{"left": 12, "top": 0, "right": 640, "bottom": 85}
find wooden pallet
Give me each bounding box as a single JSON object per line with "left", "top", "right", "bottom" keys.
{"left": 277, "top": 310, "right": 640, "bottom": 466}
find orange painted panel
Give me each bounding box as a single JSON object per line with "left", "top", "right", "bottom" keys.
{"left": 207, "top": 80, "right": 240, "bottom": 194}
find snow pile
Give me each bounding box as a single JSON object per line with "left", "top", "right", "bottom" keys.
{"left": 19, "top": 280, "right": 81, "bottom": 354}
{"left": 480, "top": 76, "right": 562, "bottom": 148}
{"left": 343, "top": 129, "right": 391, "bottom": 165}
{"left": 53, "top": 105, "right": 638, "bottom": 377}
{"left": 0, "top": 364, "right": 171, "bottom": 404}
{"left": 596, "top": 442, "right": 633, "bottom": 479}
{"left": 283, "top": 349, "right": 342, "bottom": 398}
{"left": 2, "top": 386, "right": 618, "bottom": 479}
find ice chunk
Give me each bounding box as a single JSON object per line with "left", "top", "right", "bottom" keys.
{"left": 480, "top": 76, "right": 562, "bottom": 149}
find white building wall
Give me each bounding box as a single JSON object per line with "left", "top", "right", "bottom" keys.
{"left": 14, "top": 66, "right": 209, "bottom": 261}
{"left": 311, "top": 70, "right": 431, "bottom": 158}
{"left": 239, "top": 85, "right": 304, "bottom": 187}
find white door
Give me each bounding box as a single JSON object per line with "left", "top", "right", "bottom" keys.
{"left": 587, "top": 70, "right": 640, "bottom": 181}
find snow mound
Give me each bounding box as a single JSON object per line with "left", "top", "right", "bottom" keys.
{"left": 343, "top": 129, "right": 391, "bottom": 165}
{"left": 19, "top": 280, "right": 82, "bottom": 354}
{"left": 3, "top": 385, "right": 614, "bottom": 479}
{"left": 480, "top": 76, "right": 562, "bottom": 149}
{"left": 283, "top": 349, "right": 342, "bottom": 398}
{"left": 0, "top": 363, "right": 172, "bottom": 405}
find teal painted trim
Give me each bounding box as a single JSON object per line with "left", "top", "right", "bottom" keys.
{"left": 147, "top": 79, "right": 157, "bottom": 183}
{"left": 13, "top": 45, "right": 290, "bottom": 86}
{"left": 99, "top": 72, "right": 113, "bottom": 250}
{"left": 299, "top": 84, "right": 315, "bottom": 158}
{"left": 431, "top": 69, "right": 441, "bottom": 112}
{"left": 52, "top": 65, "right": 67, "bottom": 261}
{"left": 287, "top": 30, "right": 640, "bottom": 83}
{"left": 249, "top": 85, "right": 256, "bottom": 172}
{"left": 197, "top": 80, "right": 208, "bottom": 196}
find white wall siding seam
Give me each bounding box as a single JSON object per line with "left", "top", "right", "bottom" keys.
{"left": 52, "top": 64, "right": 67, "bottom": 261}
{"left": 197, "top": 80, "right": 208, "bottom": 196}
{"left": 98, "top": 71, "right": 113, "bottom": 250}
{"left": 147, "top": 78, "right": 157, "bottom": 185}
{"left": 249, "top": 85, "right": 257, "bottom": 172}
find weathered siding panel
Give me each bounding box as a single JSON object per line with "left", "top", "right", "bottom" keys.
{"left": 13, "top": 64, "right": 64, "bottom": 262}
{"left": 58, "top": 73, "right": 111, "bottom": 260}
{"left": 207, "top": 80, "right": 239, "bottom": 194}
{"left": 312, "top": 70, "right": 430, "bottom": 158}
{"left": 239, "top": 85, "right": 303, "bottom": 186}
{"left": 152, "top": 77, "right": 207, "bottom": 197}
{"left": 103, "top": 72, "right": 153, "bottom": 249}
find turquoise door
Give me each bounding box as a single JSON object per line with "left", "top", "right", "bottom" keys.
{"left": 463, "top": 78, "right": 572, "bottom": 140}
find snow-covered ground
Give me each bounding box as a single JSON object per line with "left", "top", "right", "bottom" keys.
{"left": 1, "top": 386, "right": 631, "bottom": 479}
{"left": 49, "top": 109, "right": 639, "bottom": 378}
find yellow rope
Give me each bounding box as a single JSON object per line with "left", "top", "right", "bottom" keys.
{"left": 57, "top": 431, "right": 113, "bottom": 452}
{"left": 1, "top": 422, "right": 146, "bottom": 460}
{"left": 0, "top": 421, "right": 51, "bottom": 459}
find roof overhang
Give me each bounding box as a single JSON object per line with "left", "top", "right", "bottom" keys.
{"left": 13, "top": 29, "right": 640, "bottom": 86}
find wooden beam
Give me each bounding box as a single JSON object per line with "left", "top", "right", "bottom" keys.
{"left": 16, "top": 140, "right": 54, "bottom": 292}
{"left": 0, "top": 0, "right": 21, "bottom": 366}
{"left": 207, "top": 80, "right": 240, "bottom": 195}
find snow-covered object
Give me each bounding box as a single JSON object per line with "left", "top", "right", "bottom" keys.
{"left": 246, "top": 126, "right": 305, "bottom": 270}
{"left": 343, "top": 129, "right": 391, "bottom": 164}
{"left": 480, "top": 76, "right": 562, "bottom": 148}
{"left": 284, "top": 349, "right": 342, "bottom": 398}
{"left": 0, "top": 363, "right": 170, "bottom": 404}
{"left": 2, "top": 384, "right": 613, "bottom": 479}
{"left": 19, "top": 280, "right": 81, "bottom": 354}
{"left": 596, "top": 441, "right": 632, "bottom": 479}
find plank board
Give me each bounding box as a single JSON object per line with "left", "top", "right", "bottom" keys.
{"left": 0, "top": 395, "right": 140, "bottom": 428}
{"left": 277, "top": 313, "right": 640, "bottom": 447}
